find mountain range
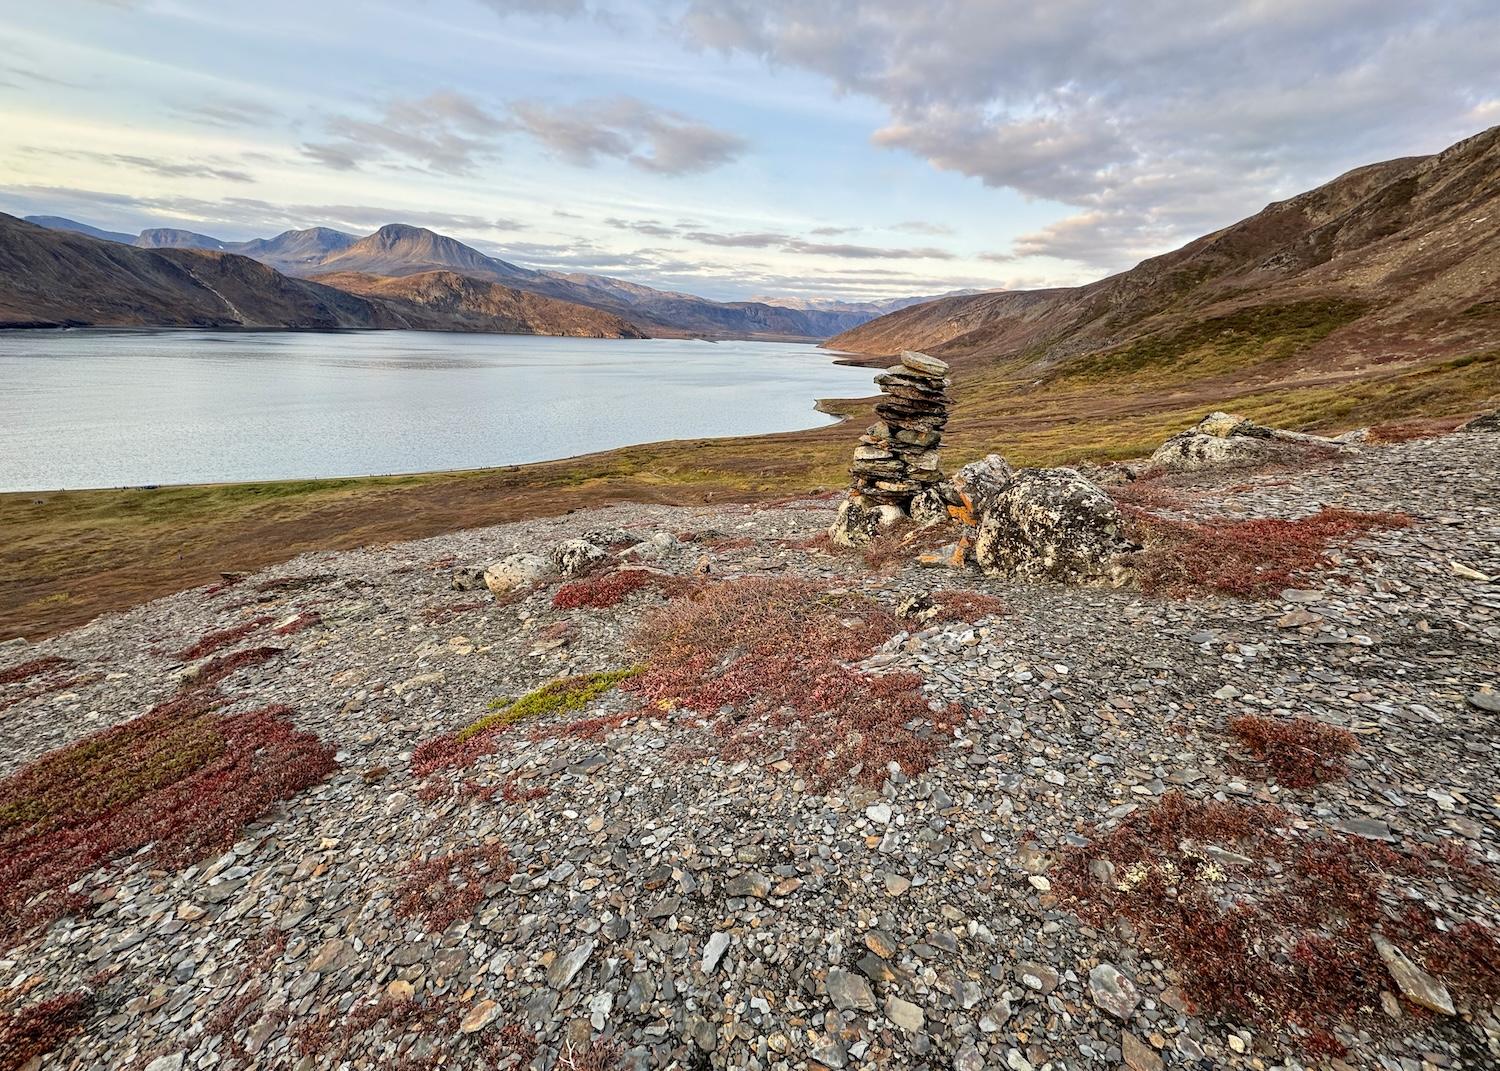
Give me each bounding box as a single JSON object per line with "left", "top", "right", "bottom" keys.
{"left": 19, "top": 216, "right": 898, "bottom": 339}
{"left": 0, "top": 215, "right": 643, "bottom": 337}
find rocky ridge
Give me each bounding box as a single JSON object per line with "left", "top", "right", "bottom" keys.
{"left": 1, "top": 430, "right": 1498, "bottom": 1071}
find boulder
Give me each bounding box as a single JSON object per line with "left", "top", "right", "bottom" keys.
{"left": 1461, "top": 409, "right": 1499, "bottom": 433}
{"left": 550, "top": 538, "right": 607, "bottom": 577}
{"left": 829, "top": 495, "right": 907, "bottom": 547}
{"left": 483, "top": 553, "right": 550, "bottom": 595}
{"left": 449, "top": 566, "right": 488, "bottom": 592}
{"left": 968, "top": 467, "right": 1134, "bottom": 585}
{"left": 1148, "top": 410, "right": 1351, "bottom": 474}
{"left": 621, "top": 532, "right": 684, "bottom": 562}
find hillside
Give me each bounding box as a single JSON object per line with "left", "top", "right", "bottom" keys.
{"left": 0, "top": 214, "right": 391, "bottom": 329}
{"left": 0, "top": 215, "right": 643, "bottom": 336}
{"left": 826, "top": 125, "right": 1499, "bottom": 457}
{"left": 313, "top": 270, "right": 648, "bottom": 337}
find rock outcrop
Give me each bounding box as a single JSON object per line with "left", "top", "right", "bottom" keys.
{"left": 1148, "top": 411, "right": 1356, "bottom": 474}
{"left": 1461, "top": 410, "right": 1498, "bottom": 433}
{"left": 831, "top": 351, "right": 953, "bottom": 545}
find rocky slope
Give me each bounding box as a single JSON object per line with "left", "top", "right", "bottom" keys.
{"left": 314, "top": 270, "right": 649, "bottom": 338}
{"left": 0, "top": 215, "right": 642, "bottom": 336}
{"left": 2, "top": 428, "right": 1496, "bottom": 1071}
{"left": 829, "top": 125, "right": 1500, "bottom": 379}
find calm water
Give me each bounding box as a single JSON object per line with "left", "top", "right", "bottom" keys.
{"left": 0, "top": 330, "right": 875, "bottom": 491}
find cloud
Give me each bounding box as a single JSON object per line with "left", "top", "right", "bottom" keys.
{"left": 891, "top": 220, "right": 954, "bottom": 236}
{"left": 678, "top": 1, "right": 1500, "bottom": 272}
{"left": 604, "top": 217, "right": 682, "bottom": 237}
{"left": 303, "top": 91, "right": 506, "bottom": 175}
{"left": 168, "top": 96, "right": 276, "bottom": 129}
{"left": 305, "top": 91, "right": 744, "bottom": 178}
{"left": 475, "top": 0, "right": 588, "bottom": 15}
{"left": 16, "top": 147, "right": 255, "bottom": 183}
{"left": 680, "top": 228, "right": 957, "bottom": 260}
{"left": 508, "top": 96, "right": 746, "bottom": 175}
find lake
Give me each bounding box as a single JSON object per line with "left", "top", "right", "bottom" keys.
{"left": 0, "top": 330, "right": 876, "bottom": 491}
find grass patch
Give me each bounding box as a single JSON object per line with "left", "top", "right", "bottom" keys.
{"left": 1055, "top": 299, "right": 1369, "bottom": 384}
{"left": 626, "top": 577, "right": 963, "bottom": 787}
{"left": 1054, "top": 792, "right": 1500, "bottom": 1058}
{"left": 1229, "top": 714, "right": 1358, "bottom": 787}
{"left": 411, "top": 668, "right": 643, "bottom": 777}
{"left": 0, "top": 685, "right": 334, "bottom": 946}
{"left": 1128, "top": 507, "right": 1413, "bottom": 598}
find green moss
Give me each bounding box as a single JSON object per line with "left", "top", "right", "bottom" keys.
{"left": 1056, "top": 299, "right": 1369, "bottom": 383}
{"left": 458, "top": 667, "right": 642, "bottom": 741}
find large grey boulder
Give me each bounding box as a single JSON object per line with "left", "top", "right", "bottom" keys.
{"left": 483, "top": 553, "right": 550, "bottom": 595}
{"left": 550, "top": 538, "right": 607, "bottom": 577}
{"left": 1149, "top": 410, "right": 1350, "bottom": 474}
{"left": 968, "top": 467, "right": 1134, "bottom": 585}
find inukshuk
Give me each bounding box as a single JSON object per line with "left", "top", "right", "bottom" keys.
{"left": 832, "top": 349, "right": 952, "bottom": 544}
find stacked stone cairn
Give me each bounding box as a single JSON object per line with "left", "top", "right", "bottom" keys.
{"left": 831, "top": 349, "right": 953, "bottom": 545}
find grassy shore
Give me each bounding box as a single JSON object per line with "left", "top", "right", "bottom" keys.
{"left": 2, "top": 346, "right": 1492, "bottom": 641}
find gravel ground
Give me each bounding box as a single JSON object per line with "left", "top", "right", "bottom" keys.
{"left": 2, "top": 431, "right": 1498, "bottom": 1071}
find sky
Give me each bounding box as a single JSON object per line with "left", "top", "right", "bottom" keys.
{"left": 0, "top": 0, "right": 1496, "bottom": 303}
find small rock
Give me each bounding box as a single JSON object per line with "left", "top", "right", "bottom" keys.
{"left": 1088, "top": 962, "right": 1140, "bottom": 1020}
{"left": 702, "top": 931, "right": 732, "bottom": 974}
{"left": 459, "top": 999, "right": 499, "bottom": 1034}
{"left": 884, "top": 994, "right": 924, "bottom": 1031}
{"left": 1373, "top": 934, "right": 1455, "bottom": 1014}
{"left": 827, "top": 968, "right": 876, "bottom": 1012}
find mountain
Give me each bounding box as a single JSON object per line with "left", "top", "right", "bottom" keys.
{"left": 751, "top": 290, "right": 986, "bottom": 314}
{"left": 23, "top": 215, "right": 135, "bottom": 244}
{"left": 23, "top": 216, "right": 894, "bottom": 339}
{"left": 135, "top": 228, "right": 231, "bottom": 252}
{"left": 830, "top": 127, "right": 1500, "bottom": 375}
{"left": 0, "top": 215, "right": 390, "bottom": 328}
{"left": 0, "top": 214, "right": 644, "bottom": 337}
{"left": 232, "top": 227, "right": 357, "bottom": 273}
{"left": 311, "top": 270, "right": 648, "bottom": 337}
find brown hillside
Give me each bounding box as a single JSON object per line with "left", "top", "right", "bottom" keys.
{"left": 312, "top": 270, "right": 648, "bottom": 338}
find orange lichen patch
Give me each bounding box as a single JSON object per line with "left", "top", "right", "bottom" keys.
{"left": 1053, "top": 792, "right": 1500, "bottom": 1057}
{"left": 0, "top": 686, "right": 333, "bottom": 946}
{"left": 946, "top": 494, "right": 977, "bottom": 528}
{"left": 1229, "top": 714, "right": 1358, "bottom": 787}
{"left": 1127, "top": 507, "right": 1414, "bottom": 598}
{"left": 627, "top": 577, "right": 963, "bottom": 787}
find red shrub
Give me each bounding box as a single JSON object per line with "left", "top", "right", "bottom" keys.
{"left": 1052, "top": 791, "right": 1500, "bottom": 1053}
{"left": 0, "top": 657, "right": 70, "bottom": 686}
{"left": 189, "top": 646, "right": 284, "bottom": 691}
{"left": 393, "top": 844, "right": 514, "bottom": 932}
{"left": 0, "top": 689, "right": 334, "bottom": 946}
{"left": 500, "top": 778, "right": 550, "bottom": 802}
{"left": 559, "top": 1038, "right": 627, "bottom": 1071}
{"left": 272, "top": 611, "right": 323, "bottom": 637}
{"left": 928, "top": 589, "right": 1006, "bottom": 623}
{"left": 861, "top": 523, "right": 956, "bottom": 570}
{"left": 205, "top": 930, "right": 289, "bottom": 1067}
{"left": 175, "top": 618, "right": 272, "bottom": 661}
{"left": 1229, "top": 714, "right": 1358, "bottom": 787}
{"left": 0, "top": 673, "right": 98, "bottom": 716}
{"left": 627, "top": 577, "right": 961, "bottom": 787}
{"left": 552, "top": 569, "right": 658, "bottom": 610}
{"left": 1128, "top": 507, "right": 1413, "bottom": 598}
{"left": 0, "top": 989, "right": 92, "bottom": 1071}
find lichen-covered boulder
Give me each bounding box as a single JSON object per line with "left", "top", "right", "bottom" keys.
{"left": 1461, "top": 410, "right": 1499, "bottom": 433}
{"left": 1148, "top": 410, "right": 1351, "bottom": 474}
{"left": 969, "top": 467, "right": 1134, "bottom": 585}
{"left": 550, "top": 538, "right": 607, "bottom": 577}
{"left": 829, "top": 495, "right": 907, "bottom": 547}
{"left": 1148, "top": 431, "right": 1297, "bottom": 473}
{"left": 949, "top": 454, "right": 1015, "bottom": 523}
{"left": 483, "top": 553, "right": 550, "bottom": 595}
